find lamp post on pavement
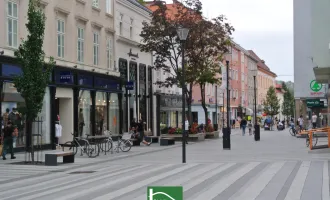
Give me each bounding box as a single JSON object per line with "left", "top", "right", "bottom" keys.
{"left": 253, "top": 69, "right": 260, "bottom": 141}
{"left": 177, "top": 26, "right": 189, "bottom": 163}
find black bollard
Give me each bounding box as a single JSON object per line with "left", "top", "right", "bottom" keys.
{"left": 223, "top": 127, "right": 231, "bottom": 149}
{"left": 254, "top": 124, "right": 260, "bottom": 141}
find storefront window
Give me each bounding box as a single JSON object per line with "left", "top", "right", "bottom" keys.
{"left": 78, "top": 90, "right": 91, "bottom": 137}
{"left": 109, "top": 93, "right": 119, "bottom": 134}
{"left": 32, "top": 88, "right": 50, "bottom": 144}
{"left": 2, "top": 82, "right": 26, "bottom": 147}
{"left": 95, "top": 91, "right": 107, "bottom": 135}
{"left": 170, "top": 111, "right": 176, "bottom": 127}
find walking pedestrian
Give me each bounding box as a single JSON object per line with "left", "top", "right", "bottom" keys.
{"left": 2, "top": 121, "right": 16, "bottom": 160}
{"left": 312, "top": 112, "right": 317, "bottom": 129}
{"left": 248, "top": 121, "right": 253, "bottom": 135}
{"left": 240, "top": 117, "right": 247, "bottom": 136}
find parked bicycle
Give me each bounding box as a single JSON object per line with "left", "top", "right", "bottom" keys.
{"left": 289, "top": 123, "right": 297, "bottom": 136}
{"left": 306, "top": 132, "right": 318, "bottom": 147}
{"left": 62, "top": 133, "right": 100, "bottom": 158}
{"left": 100, "top": 131, "right": 132, "bottom": 153}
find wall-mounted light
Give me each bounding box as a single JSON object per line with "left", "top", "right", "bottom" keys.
{"left": 73, "top": 65, "right": 77, "bottom": 68}
{"left": 0, "top": 50, "right": 4, "bottom": 55}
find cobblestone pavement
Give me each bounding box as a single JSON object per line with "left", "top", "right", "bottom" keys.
{"left": 0, "top": 129, "right": 329, "bottom": 200}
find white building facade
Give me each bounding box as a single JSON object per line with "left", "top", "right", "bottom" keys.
{"left": 115, "top": 0, "right": 154, "bottom": 133}
{"left": 0, "top": 0, "right": 123, "bottom": 150}
{"left": 294, "top": 0, "right": 329, "bottom": 123}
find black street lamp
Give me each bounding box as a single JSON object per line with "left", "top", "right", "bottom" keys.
{"left": 222, "top": 92, "right": 225, "bottom": 129}
{"left": 223, "top": 60, "right": 231, "bottom": 149}
{"left": 253, "top": 70, "right": 260, "bottom": 141}
{"left": 177, "top": 26, "right": 189, "bottom": 163}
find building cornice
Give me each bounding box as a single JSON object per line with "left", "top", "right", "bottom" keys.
{"left": 116, "top": 35, "right": 140, "bottom": 47}
{"left": 116, "top": 0, "right": 151, "bottom": 19}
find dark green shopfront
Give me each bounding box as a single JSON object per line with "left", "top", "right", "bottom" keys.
{"left": 0, "top": 56, "right": 123, "bottom": 152}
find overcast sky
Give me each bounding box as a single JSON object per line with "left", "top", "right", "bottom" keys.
{"left": 166, "top": 0, "right": 293, "bottom": 82}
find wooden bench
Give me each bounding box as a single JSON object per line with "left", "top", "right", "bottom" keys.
{"left": 160, "top": 138, "right": 175, "bottom": 146}
{"left": 45, "top": 151, "right": 74, "bottom": 166}
{"left": 145, "top": 136, "right": 159, "bottom": 143}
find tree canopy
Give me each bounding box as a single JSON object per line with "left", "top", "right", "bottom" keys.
{"left": 263, "top": 86, "right": 280, "bottom": 118}
{"left": 282, "top": 82, "right": 295, "bottom": 118}
{"left": 13, "top": 0, "right": 55, "bottom": 161}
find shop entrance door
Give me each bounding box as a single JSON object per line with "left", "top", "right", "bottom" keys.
{"left": 55, "top": 88, "right": 73, "bottom": 144}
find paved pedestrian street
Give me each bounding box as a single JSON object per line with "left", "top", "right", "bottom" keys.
{"left": 1, "top": 129, "right": 330, "bottom": 200}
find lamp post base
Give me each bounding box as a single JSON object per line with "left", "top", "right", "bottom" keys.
{"left": 254, "top": 125, "right": 260, "bottom": 141}
{"left": 223, "top": 127, "right": 231, "bottom": 149}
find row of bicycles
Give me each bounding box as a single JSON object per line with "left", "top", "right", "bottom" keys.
{"left": 61, "top": 131, "right": 133, "bottom": 158}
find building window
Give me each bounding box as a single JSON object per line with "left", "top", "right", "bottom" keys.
{"left": 119, "top": 14, "right": 123, "bottom": 35}
{"left": 106, "top": 0, "right": 112, "bottom": 14}
{"left": 106, "top": 38, "right": 112, "bottom": 69}
{"left": 93, "top": 32, "right": 99, "bottom": 65}
{"left": 77, "top": 27, "right": 84, "bottom": 62}
{"left": 57, "top": 19, "right": 65, "bottom": 58}
{"left": 130, "top": 18, "right": 133, "bottom": 39}
{"left": 7, "top": 1, "right": 18, "bottom": 48}
{"left": 92, "top": 0, "right": 99, "bottom": 8}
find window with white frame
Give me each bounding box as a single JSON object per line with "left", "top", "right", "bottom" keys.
{"left": 106, "top": 0, "right": 112, "bottom": 14}
{"left": 77, "top": 27, "right": 84, "bottom": 62}
{"left": 119, "top": 14, "right": 123, "bottom": 35}
{"left": 130, "top": 18, "right": 133, "bottom": 39}
{"left": 7, "top": 1, "right": 18, "bottom": 48}
{"left": 106, "top": 38, "right": 113, "bottom": 69}
{"left": 93, "top": 32, "right": 99, "bottom": 66}
{"left": 92, "top": 0, "right": 99, "bottom": 8}
{"left": 57, "top": 19, "right": 65, "bottom": 58}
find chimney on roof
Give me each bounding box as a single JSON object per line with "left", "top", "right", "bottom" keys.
{"left": 261, "top": 60, "right": 265, "bottom": 64}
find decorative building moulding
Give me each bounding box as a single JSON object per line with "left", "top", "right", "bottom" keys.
{"left": 54, "top": 6, "right": 70, "bottom": 15}
{"left": 76, "top": 0, "right": 86, "bottom": 5}
{"left": 105, "top": 27, "right": 116, "bottom": 33}
{"left": 75, "top": 15, "right": 89, "bottom": 23}
{"left": 40, "top": 0, "right": 49, "bottom": 6}
{"left": 91, "top": 21, "right": 103, "bottom": 29}
{"left": 117, "top": 35, "right": 140, "bottom": 46}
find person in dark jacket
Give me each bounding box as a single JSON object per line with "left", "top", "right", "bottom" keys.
{"left": 136, "top": 119, "right": 150, "bottom": 146}
{"left": 240, "top": 118, "right": 247, "bottom": 136}
{"left": 2, "top": 121, "right": 16, "bottom": 160}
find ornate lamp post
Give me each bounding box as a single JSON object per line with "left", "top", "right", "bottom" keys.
{"left": 177, "top": 26, "right": 189, "bottom": 163}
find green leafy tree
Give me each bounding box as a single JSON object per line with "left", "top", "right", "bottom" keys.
{"left": 14, "top": 0, "right": 55, "bottom": 162}
{"left": 185, "top": 15, "right": 233, "bottom": 126}
{"left": 282, "top": 82, "right": 295, "bottom": 119}
{"left": 139, "top": 0, "right": 202, "bottom": 124}
{"left": 139, "top": 0, "right": 233, "bottom": 125}
{"left": 263, "top": 86, "right": 280, "bottom": 120}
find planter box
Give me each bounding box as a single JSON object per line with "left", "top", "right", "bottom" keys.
{"left": 161, "top": 133, "right": 205, "bottom": 142}
{"left": 205, "top": 131, "right": 220, "bottom": 139}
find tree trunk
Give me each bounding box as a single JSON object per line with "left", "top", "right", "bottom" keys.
{"left": 186, "top": 83, "right": 193, "bottom": 125}
{"left": 25, "top": 119, "right": 34, "bottom": 163}
{"left": 200, "top": 84, "right": 208, "bottom": 126}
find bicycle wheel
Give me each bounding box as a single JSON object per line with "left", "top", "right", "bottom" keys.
{"left": 63, "top": 141, "right": 78, "bottom": 155}
{"left": 119, "top": 139, "right": 132, "bottom": 152}
{"left": 99, "top": 139, "right": 112, "bottom": 152}
{"left": 306, "top": 137, "right": 310, "bottom": 147}
{"left": 289, "top": 128, "right": 295, "bottom": 136}
{"left": 87, "top": 143, "right": 100, "bottom": 158}
{"left": 312, "top": 134, "right": 318, "bottom": 147}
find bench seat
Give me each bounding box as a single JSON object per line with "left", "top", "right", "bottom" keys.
{"left": 145, "top": 136, "right": 159, "bottom": 143}
{"left": 160, "top": 138, "right": 175, "bottom": 146}
{"left": 45, "top": 151, "right": 74, "bottom": 166}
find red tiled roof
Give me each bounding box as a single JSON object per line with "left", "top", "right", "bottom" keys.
{"left": 248, "top": 50, "right": 276, "bottom": 77}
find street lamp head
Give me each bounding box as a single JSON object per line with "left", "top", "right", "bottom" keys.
{"left": 177, "top": 26, "right": 190, "bottom": 41}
